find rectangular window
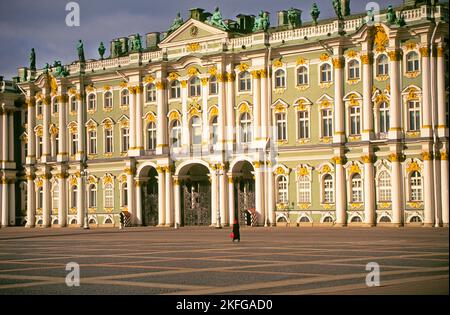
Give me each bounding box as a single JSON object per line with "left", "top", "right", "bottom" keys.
{"left": 276, "top": 113, "right": 287, "bottom": 141}
{"left": 408, "top": 101, "right": 421, "bottom": 131}
{"left": 89, "top": 130, "right": 97, "bottom": 155}
{"left": 322, "top": 109, "right": 333, "bottom": 138}
{"left": 105, "top": 129, "right": 113, "bottom": 153}
{"left": 298, "top": 111, "right": 309, "bottom": 139}
{"left": 350, "top": 106, "right": 361, "bottom": 135}
{"left": 122, "top": 128, "right": 129, "bottom": 152}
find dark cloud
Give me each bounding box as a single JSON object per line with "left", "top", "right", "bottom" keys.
{"left": 0, "top": 0, "right": 402, "bottom": 79}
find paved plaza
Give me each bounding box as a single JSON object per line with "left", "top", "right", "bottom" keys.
{"left": 0, "top": 226, "right": 447, "bottom": 295}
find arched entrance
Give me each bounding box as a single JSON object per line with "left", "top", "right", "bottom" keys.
{"left": 139, "top": 165, "right": 159, "bottom": 226}
{"left": 178, "top": 163, "right": 211, "bottom": 226}
{"left": 232, "top": 160, "right": 255, "bottom": 226}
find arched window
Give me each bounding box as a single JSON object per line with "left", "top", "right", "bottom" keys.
{"left": 170, "top": 80, "right": 181, "bottom": 99}
{"left": 379, "top": 102, "right": 390, "bottom": 133}
{"left": 37, "top": 187, "right": 44, "bottom": 209}
{"left": 406, "top": 51, "right": 420, "bottom": 72}
{"left": 70, "top": 96, "right": 77, "bottom": 112}
{"left": 275, "top": 112, "right": 287, "bottom": 141}
{"left": 121, "top": 127, "right": 129, "bottom": 152}
{"left": 210, "top": 116, "right": 218, "bottom": 145}
{"left": 189, "top": 77, "right": 201, "bottom": 97}
{"left": 297, "top": 66, "right": 308, "bottom": 85}
{"left": 377, "top": 54, "right": 389, "bottom": 76}
{"left": 320, "top": 64, "right": 332, "bottom": 83}
{"left": 121, "top": 89, "right": 129, "bottom": 106}
{"left": 190, "top": 116, "right": 202, "bottom": 145}
{"left": 121, "top": 183, "right": 128, "bottom": 207}
{"left": 323, "top": 216, "right": 333, "bottom": 223}
{"left": 88, "top": 130, "right": 97, "bottom": 155}
{"left": 240, "top": 112, "right": 252, "bottom": 143}
{"left": 209, "top": 76, "right": 218, "bottom": 95}
{"left": 104, "top": 183, "right": 114, "bottom": 208}
{"left": 52, "top": 184, "right": 59, "bottom": 210}
{"left": 239, "top": 71, "right": 251, "bottom": 91}
{"left": 378, "top": 171, "right": 391, "bottom": 202}
{"left": 104, "top": 91, "right": 113, "bottom": 109}
{"left": 351, "top": 216, "right": 362, "bottom": 223}
{"left": 277, "top": 175, "right": 288, "bottom": 204}
{"left": 410, "top": 171, "right": 423, "bottom": 201}
{"left": 323, "top": 174, "right": 334, "bottom": 203}
{"left": 146, "top": 122, "right": 157, "bottom": 150}
{"left": 349, "top": 106, "right": 361, "bottom": 135}
{"left": 146, "top": 84, "right": 156, "bottom": 102}
{"left": 52, "top": 97, "right": 59, "bottom": 114}
{"left": 88, "top": 94, "right": 96, "bottom": 111}
{"left": 171, "top": 120, "right": 182, "bottom": 148}
{"left": 351, "top": 174, "right": 363, "bottom": 202}
{"left": 408, "top": 100, "right": 421, "bottom": 131}
{"left": 274, "top": 69, "right": 286, "bottom": 88}
{"left": 348, "top": 60, "right": 360, "bottom": 80}
{"left": 298, "top": 175, "right": 311, "bottom": 203}
{"left": 88, "top": 184, "right": 97, "bottom": 208}
{"left": 70, "top": 132, "right": 78, "bottom": 156}
{"left": 105, "top": 128, "right": 113, "bottom": 153}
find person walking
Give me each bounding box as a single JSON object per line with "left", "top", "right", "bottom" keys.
{"left": 119, "top": 211, "right": 125, "bottom": 230}
{"left": 232, "top": 219, "right": 240, "bottom": 242}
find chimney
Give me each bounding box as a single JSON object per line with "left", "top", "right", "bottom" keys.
{"left": 189, "top": 8, "right": 206, "bottom": 21}
{"left": 277, "top": 10, "right": 288, "bottom": 27}
{"left": 146, "top": 32, "right": 161, "bottom": 50}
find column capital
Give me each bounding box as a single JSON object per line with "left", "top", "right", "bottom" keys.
{"left": 421, "top": 151, "right": 433, "bottom": 161}
{"left": 419, "top": 46, "right": 430, "bottom": 57}
{"left": 388, "top": 153, "right": 403, "bottom": 162}
{"left": 332, "top": 57, "right": 344, "bottom": 69}
{"left": 332, "top": 156, "right": 344, "bottom": 165}
{"left": 387, "top": 49, "right": 402, "bottom": 61}
{"left": 437, "top": 47, "right": 445, "bottom": 57}
{"left": 360, "top": 54, "right": 373, "bottom": 65}
{"left": 361, "top": 155, "right": 373, "bottom": 164}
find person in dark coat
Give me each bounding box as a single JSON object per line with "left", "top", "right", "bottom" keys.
{"left": 119, "top": 212, "right": 125, "bottom": 230}
{"left": 232, "top": 219, "right": 240, "bottom": 242}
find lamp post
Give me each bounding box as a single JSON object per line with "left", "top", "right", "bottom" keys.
{"left": 81, "top": 155, "right": 89, "bottom": 230}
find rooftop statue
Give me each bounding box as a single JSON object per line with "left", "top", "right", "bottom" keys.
{"left": 396, "top": 12, "right": 406, "bottom": 27}
{"left": 386, "top": 5, "right": 397, "bottom": 24}
{"left": 114, "top": 40, "right": 122, "bottom": 57}
{"left": 287, "top": 8, "right": 301, "bottom": 28}
{"left": 311, "top": 3, "right": 320, "bottom": 26}
{"left": 77, "top": 39, "right": 85, "bottom": 63}
{"left": 30, "top": 48, "right": 36, "bottom": 71}
{"left": 168, "top": 12, "right": 184, "bottom": 34}
{"left": 130, "top": 34, "right": 143, "bottom": 52}
{"left": 208, "top": 7, "right": 230, "bottom": 31}
{"left": 98, "top": 42, "right": 106, "bottom": 60}
{"left": 43, "top": 63, "right": 50, "bottom": 74}
{"left": 253, "top": 11, "right": 270, "bottom": 32}
{"left": 332, "top": 0, "right": 344, "bottom": 20}
{"left": 343, "top": 0, "right": 351, "bottom": 16}
{"left": 53, "top": 60, "right": 70, "bottom": 77}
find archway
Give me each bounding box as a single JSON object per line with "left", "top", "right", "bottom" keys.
{"left": 139, "top": 165, "right": 159, "bottom": 226}
{"left": 178, "top": 163, "right": 211, "bottom": 226}
{"left": 231, "top": 160, "right": 255, "bottom": 226}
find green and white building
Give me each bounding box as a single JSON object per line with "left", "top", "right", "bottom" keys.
{"left": 0, "top": 0, "right": 448, "bottom": 228}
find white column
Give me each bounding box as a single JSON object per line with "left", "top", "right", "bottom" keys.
{"left": 441, "top": 153, "right": 449, "bottom": 226}
{"left": 333, "top": 57, "right": 345, "bottom": 143}
{"left": 165, "top": 167, "right": 173, "bottom": 226}
{"left": 437, "top": 47, "right": 447, "bottom": 137}
{"left": 0, "top": 110, "right": 4, "bottom": 161}
{"left": 174, "top": 177, "right": 181, "bottom": 227}
{"left": 1, "top": 179, "right": 8, "bottom": 227}
{"left": 2, "top": 111, "right": 8, "bottom": 161}
{"left": 76, "top": 176, "right": 84, "bottom": 227}
{"left": 126, "top": 172, "right": 135, "bottom": 225}
{"left": 433, "top": 158, "right": 442, "bottom": 227}
{"left": 8, "top": 113, "right": 14, "bottom": 162}
{"left": 156, "top": 77, "right": 168, "bottom": 155}
{"left": 210, "top": 167, "right": 218, "bottom": 225}
{"left": 226, "top": 70, "right": 235, "bottom": 152}
{"left": 420, "top": 47, "right": 432, "bottom": 138}
{"left": 76, "top": 93, "right": 85, "bottom": 158}
{"left": 255, "top": 163, "right": 264, "bottom": 226}
{"left": 181, "top": 81, "right": 189, "bottom": 150}
{"left": 218, "top": 72, "right": 226, "bottom": 151}
{"left": 58, "top": 174, "right": 67, "bottom": 227}
{"left": 219, "top": 167, "right": 228, "bottom": 226}
{"left": 129, "top": 89, "right": 136, "bottom": 150}
{"left": 423, "top": 154, "right": 435, "bottom": 227}
{"left": 27, "top": 98, "right": 36, "bottom": 162}
{"left": 363, "top": 157, "right": 375, "bottom": 226}
{"left": 8, "top": 181, "right": 15, "bottom": 226}
{"left": 391, "top": 155, "right": 403, "bottom": 226}
{"left": 42, "top": 175, "right": 51, "bottom": 228}
{"left": 135, "top": 179, "right": 142, "bottom": 226}
{"left": 58, "top": 94, "right": 67, "bottom": 161}
{"left": 388, "top": 50, "right": 402, "bottom": 139}
{"left": 228, "top": 175, "right": 235, "bottom": 226}
{"left": 201, "top": 79, "right": 209, "bottom": 153}
{"left": 157, "top": 167, "right": 166, "bottom": 226}
{"left": 135, "top": 87, "right": 143, "bottom": 150}
{"left": 362, "top": 54, "right": 373, "bottom": 141}
{"left": 260, "top": 70, "right": 268, "bottom": 139}
{"left": 26, "top": 176, "right": 36, "bottom": 228}
{"left": 335, "top": 161, "right": 346, "bottom": 226}
{"left": 252, "top": 71, "right": 261, "bottom": 141}
{"left": 42, "top": 97, "right": 51, "bottom": 159}
{"left": 267, "top": 167, "right": 275, "bottom": 225}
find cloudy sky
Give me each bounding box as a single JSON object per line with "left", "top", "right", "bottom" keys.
{"left": 0, "top": 0, "right": 403, "bottom": 80}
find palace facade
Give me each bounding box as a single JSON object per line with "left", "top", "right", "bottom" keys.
{"left": 0, "top": 0, "right": 448, "bottom": 228}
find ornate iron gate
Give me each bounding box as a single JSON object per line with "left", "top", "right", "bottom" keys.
{"left": 142, "top": 191, "right": 158, "bottom": 226}
{"left": 237, "top": 189, "right": 255, "bottom": 226}
{"left": 183, "top": 185, "right": 211, "bottom": 226}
